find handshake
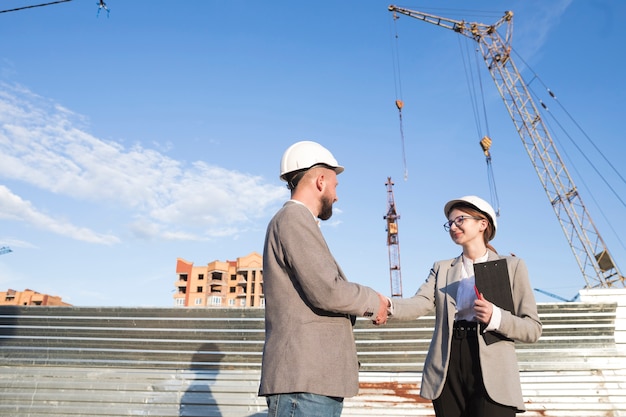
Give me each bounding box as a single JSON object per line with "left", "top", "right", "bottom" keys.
{"left": 373, "top": 293, "right": 391, "bottom": 325}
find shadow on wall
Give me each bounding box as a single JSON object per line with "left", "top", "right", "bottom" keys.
{"left": 179, "top": 342, "right": 268, "bottom": 417}
{"left": 180, "top": 343, "right": 224, "bottom": 417}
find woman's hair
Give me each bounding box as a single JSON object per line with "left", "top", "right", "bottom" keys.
{"left": 448, "top": 202, "right": 498, "bottom": 253}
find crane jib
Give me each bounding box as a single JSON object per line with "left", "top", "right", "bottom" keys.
{"left": 387, "top": 5, "right": 624, "bottom": 289}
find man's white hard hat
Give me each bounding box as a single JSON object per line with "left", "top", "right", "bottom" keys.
{"left": 279, "top": 140, "right": 344, "bottom": 181}
{"left": 444, "top": 195, "right": 497, "bottom": 239}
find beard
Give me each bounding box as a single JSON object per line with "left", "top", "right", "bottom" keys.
{"left": 318, "top": 194, "right": 334, "bottom": 221}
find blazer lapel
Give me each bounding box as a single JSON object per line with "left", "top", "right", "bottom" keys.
{"left": 443, "top": 255, "right": 464, "bottom": 313}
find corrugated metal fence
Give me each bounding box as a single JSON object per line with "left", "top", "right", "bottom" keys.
{"left": 1, "top": 291, "right": 625, "bottom": 416}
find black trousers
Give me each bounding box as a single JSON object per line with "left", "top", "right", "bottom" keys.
{"left": 432, "top": 321, "right": 516, "bottom": 417}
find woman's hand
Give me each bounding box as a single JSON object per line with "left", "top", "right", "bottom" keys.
{"left": 474, "top": 292, "right": 493, "bottom": 324}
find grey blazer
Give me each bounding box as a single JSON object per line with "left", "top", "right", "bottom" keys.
{"left": 392, "top": 250, "right": 542, "bottom": 412}
{"left": 258, "top": 201, "right": 381, "bottom": 398}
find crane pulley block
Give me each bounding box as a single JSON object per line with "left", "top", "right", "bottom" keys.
{"left": 479, "top": 136, "right": 492, "bottom": 156}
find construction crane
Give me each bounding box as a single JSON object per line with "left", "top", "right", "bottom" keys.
{"left": 0, "top": 246, "right": 12, "bottom": 256}
{"left": 534, "top": 288, "right": 579, "bottom": 303}
{"left": 388, "top": 5, "right": 624, "bottom": 289}
{"left": 384, "top": 177, "right": 403, "bottom": 297}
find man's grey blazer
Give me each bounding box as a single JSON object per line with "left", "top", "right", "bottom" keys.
{"left": 259, "top": 201, "right": 382, "bottom": 399}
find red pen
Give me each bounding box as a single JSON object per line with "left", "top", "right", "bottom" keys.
{"left": 474, "top": 285, "right": 482, "bottom": 300}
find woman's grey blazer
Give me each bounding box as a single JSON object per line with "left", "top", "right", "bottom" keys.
{"left": 391, "top": 250, "right": 542, "bottom": 412}
{"left": 258, "top": 201, "right": 382, "bottom": 399}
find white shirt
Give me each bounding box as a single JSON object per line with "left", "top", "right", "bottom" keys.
{"left": 456, "top": 252, "right": 502, "bottom": 332}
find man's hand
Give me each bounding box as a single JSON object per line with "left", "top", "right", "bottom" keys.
{"left": 373, "top": 293, "right": 390, "bottom": 325}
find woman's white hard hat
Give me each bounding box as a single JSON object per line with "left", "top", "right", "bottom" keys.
{"left": 279, "top": 140, "right": 344, "bottom": 181}
{"left": 444, "top": 195, "right": 497, "bottom": 239}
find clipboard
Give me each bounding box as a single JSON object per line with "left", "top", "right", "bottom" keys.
{"left": 473, "top": 259, "right": 514, "bottom": 345}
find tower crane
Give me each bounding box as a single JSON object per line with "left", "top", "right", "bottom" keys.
{"left": 384, "top": 177, "right": 403, "bottom": 297}
{"left": 388, "top": 5, "right": 624, "bottom": 289}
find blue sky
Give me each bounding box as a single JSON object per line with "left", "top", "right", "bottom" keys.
{"left": 0, "top": 0, "right": 624, "bottom": 306}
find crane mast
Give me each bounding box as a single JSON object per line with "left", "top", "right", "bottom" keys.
{"left": 384, "top": 177, "right": 403, "bottom": 297}
{"left": 388, "top": 5, "right": 624, "bottom": 289}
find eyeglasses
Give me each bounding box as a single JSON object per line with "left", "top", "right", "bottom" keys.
{"left": 443, "top": 215, "right": 483, "bottom": 232}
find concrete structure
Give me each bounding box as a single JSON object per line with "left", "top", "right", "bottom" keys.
{"left": 175, "top": 252, "right": 264, "bottom": 308}
{"left": 0, "top": 288, "right": 71, "bottom": 306}
{"left": 1, "top": 289, "right": 625, "bottom": 416}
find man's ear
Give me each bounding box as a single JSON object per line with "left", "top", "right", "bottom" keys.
{"left": 315, "top": 172, "right": 325, "bottom": 192}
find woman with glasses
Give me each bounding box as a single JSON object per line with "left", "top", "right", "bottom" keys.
{"left": 388, "top": 195, "right": 542, "bottom": 417}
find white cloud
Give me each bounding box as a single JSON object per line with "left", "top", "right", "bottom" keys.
{"left": 0, "top": 185, "right": 119, "bottom": 244}
{"left": 0, "top": 238, "right": 35, "bottom": 250}
{"left": 0, "top": 82, "right": 288, "bottom": 243}
{"left": 514, "top": 0, "right": 573, "bottom": 59}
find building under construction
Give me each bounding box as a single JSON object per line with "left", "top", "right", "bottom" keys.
{"left": 0, "top": 288, "right": 71, "bottom": 306}
{"left": 174, "top": 252, "right": 264, "bottom": 308}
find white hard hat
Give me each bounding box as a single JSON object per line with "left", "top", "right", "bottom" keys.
{"left": 444, "top": 195, "right": 497, "bottom": 240}
{"left": 279, "top": 140, "right": 344, "bottom": 181}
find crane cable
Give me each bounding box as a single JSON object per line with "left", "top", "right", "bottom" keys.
{"left": 531, "top": 88, "right": 626, "bottom": 253}
{"left": 513, "top": 49, "right": 625, "bottom": 200}
{"left": 458, "top": 36, "right": 501, "bottom": 217}
{"left": 534, "top": 91, "right": 626, "bottom": 208}
{"left": 513, "top": 48, "right": 626, "bottom": 252}
{"left": 390, "top": 12, "right": 409, "bottom": 181}
{"left": 0, "top": 0, "right": 71, "bottom": 14}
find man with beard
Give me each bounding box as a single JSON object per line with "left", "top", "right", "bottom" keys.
{"left": 258, "top": 141, "right": 389, "bottom": 417}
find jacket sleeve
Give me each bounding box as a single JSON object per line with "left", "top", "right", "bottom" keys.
{"left": 389, "top": 262, "right": 439, "bottom": 320}
{"left": 278, "top": 203, "right": 381, "bottom": 318}
{"left": 494, "top": 257, "right": 542, "bottom": 343}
